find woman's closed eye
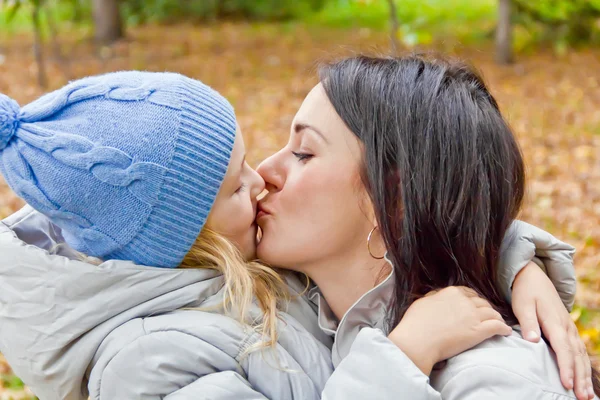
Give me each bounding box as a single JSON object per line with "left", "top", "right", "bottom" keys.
{"left": 292, "top": 151, "right": 314, "bottom": 162}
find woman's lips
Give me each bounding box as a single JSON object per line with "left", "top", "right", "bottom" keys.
{"left": 256, "top": 204, "right": 273, "bottom": 220}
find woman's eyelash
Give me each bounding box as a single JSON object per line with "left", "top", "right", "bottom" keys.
{"left": 292, "top": 151, "right": 313, "bottom": 161}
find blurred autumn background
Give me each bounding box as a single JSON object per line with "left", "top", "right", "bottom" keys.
{"left": 1, "top": 0, "right": 600, "bottom": 398}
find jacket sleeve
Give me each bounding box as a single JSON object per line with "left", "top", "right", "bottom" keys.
{"left": 92, "top": 329, "right": 256, "bottom": 400}
{"left": 322, "top": 328, "right": 442, "bottom": 400}
{"left": 163, "top": 371, "right": 268, "bottom": 400}
{"left": 497, "top": 220, "right": 576, "bottom": 311}
{"left": 89, "top": 314, "right": 327, "bottom": 400}
{"left": 321, "top": 329, "right": 567, "bottom": 400}
{"left": 439, "top": 366, "right": 556, "bottom": 399}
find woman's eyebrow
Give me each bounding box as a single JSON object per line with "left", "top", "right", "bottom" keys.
{"left": 294, "top": 122, "right": 329, "bottom": 144}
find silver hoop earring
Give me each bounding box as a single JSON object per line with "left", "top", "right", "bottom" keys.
{"left": 367, "top": 226, "right": 385, "bottom": 260}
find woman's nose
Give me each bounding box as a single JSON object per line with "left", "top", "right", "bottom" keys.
{"left": 257, "top": 151, "right": 284, "bottom": 192}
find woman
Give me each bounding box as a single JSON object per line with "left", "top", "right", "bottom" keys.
{"left": 256, "top": 54, "right": 598, "bottom": 399}
{"left": 0, "top": 67, "right": 590, "bottom": 399}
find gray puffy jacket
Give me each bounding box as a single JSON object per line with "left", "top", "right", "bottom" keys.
{"left": 0, "top": 206, "right": 333, "bottom": 400}
{"left": 0, "top": 207, "right": 580, "bottom": 399}
{"left": 318, "top": 223, "right": 589, "bottom": 399}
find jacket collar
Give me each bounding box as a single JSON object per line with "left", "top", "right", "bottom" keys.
{"left": 309, "top": 257, "right": 395, "bottom": 367}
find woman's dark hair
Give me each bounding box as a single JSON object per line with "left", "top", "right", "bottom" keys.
{"left": 319, "top": 54, "right": 599, "bottom": 393}
{"left": 320, "top": 54, "right": 523, "bottom": 322}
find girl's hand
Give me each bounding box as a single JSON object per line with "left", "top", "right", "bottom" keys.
{"left": 512, "top": 262, "right": 594, "bottom": 400}
{"left": 387, "top": 286, "right": 512, "bottom": 375}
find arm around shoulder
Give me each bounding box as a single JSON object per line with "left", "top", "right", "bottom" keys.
{"left": 498, "top": 220, "right": 576, "bottom": 310}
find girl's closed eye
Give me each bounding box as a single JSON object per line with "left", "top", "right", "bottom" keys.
{"left": 292, "top": 151, "right": 314, "bottom": 162}
{"left": 235, "top": 183, "right": 247, "bottom": 194}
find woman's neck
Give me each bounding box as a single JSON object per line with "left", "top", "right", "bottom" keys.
{"left": 304, "top": 249, "right": 390, "bottom": 321}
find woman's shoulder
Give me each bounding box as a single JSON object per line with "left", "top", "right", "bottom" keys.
{"left": 430, "top": 329, "right": 577, "bottom": 399}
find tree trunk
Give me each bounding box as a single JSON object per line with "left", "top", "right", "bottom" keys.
{"left": 32, "top": 4, "right": 47, "bottom": 88}
{"left": 496, "top": 0, "right": 513, "bottom": 64}
{"left": 46, "top": 5, "right": 72, "bottom": 79}
{"left": 72, "top": 0, "right": 84, "bottom": 23}
{"left": 386, "top": 0, "right": 400, "bottom": 55}
{"left": 92, "top": 0, "right": 123, "bottom": 45}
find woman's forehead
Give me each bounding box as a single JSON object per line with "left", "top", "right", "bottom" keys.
{"left": 295, "top": 84, "right": 328, "bottom": 117}
{"left": 294, "top": 84, "right": 346, "bottom": 141}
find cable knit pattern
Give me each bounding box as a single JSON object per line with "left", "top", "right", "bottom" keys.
{"left": 0, "top": 94, "right": 21, "bottom": 150}
{"left": 0, "top": 71, "right": 236, "bottom": 267}
{"left": 17, "top": 126, "right": 167, "bottom": 204}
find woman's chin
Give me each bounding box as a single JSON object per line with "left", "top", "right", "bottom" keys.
{"left": 255, "top": 226, "right": 286, "bottom": 266}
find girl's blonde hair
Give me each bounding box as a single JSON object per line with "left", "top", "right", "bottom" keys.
{"left": 179, "top": 228, "right": 290, "bottom": 349}
{"left": 68, "top": 227, "right": 290, "bottom": 349}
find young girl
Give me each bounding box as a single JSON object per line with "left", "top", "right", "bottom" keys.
{"left": 0, "top": 71, "right": 334, "bottom": 400}
{"left": 0, "top": 70, "right": 588, "bottom": 400}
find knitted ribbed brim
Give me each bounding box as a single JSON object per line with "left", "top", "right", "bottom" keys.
{"left": 109, "top": 76, "right": 236, "bottom": 267}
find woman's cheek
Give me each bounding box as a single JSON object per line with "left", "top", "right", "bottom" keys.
{"left": 291, "top": 165, "right": 329, "bottom": 195}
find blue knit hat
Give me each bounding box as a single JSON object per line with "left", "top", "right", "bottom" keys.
{"left": 0, "top": 71, "right": 236, "bottom": 268}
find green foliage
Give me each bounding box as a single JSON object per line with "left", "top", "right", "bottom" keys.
{"left": 1, "top": 373, "right": 25, "bottom": 390}
{"left": 306, "top": 0, "right": 497, "bottom": 45}
{"left": 305, "top": 0, "right": 600, "bottom": 50}
{"left": 121, "top": 0, "right": 327, "bottom": 25}
{"left": 0, "top": 0, "right": 328, "bottom": 33}
{"left": 513, "top": 0, "right": 600, "bottom": 48}
{"left": 2, "top": 0, "right": 600, "bottom": 49}
{"left": 0, "top": 0, "right": 90, "bottom": 35}
{"left": 218, "top": 0, "right": 326, "bottom": 20}
{"left": 121, "top": 0, "right": 214, "bottom": 24}
{"left": 2, "top": 0, "right": 25, "bottom": 22}
{"left": 308, "top": 0, "right": 495, "bottom": 28}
